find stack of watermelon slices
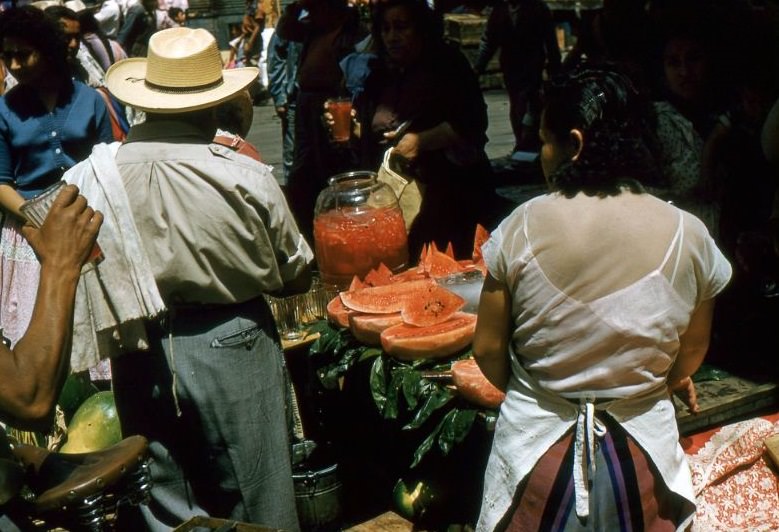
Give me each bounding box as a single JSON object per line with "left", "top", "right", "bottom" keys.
{"left": 325, "top": 226, "right": 491, "bottom": 361}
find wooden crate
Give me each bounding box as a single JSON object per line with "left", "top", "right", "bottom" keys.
{"left": 444, "top": 13, "right": 487, "bottom": 46}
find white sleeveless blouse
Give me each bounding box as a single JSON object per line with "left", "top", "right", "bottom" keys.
{"left": 476, "top": 192, "right": 732, "bottom": 531}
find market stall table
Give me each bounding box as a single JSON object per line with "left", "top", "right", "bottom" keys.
{"left": 283, "top": 319, "right": 779, "bottom": 530}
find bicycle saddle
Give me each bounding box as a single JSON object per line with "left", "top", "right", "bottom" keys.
{"left": 11, "top": 435, "right": 149, "bottom": 513}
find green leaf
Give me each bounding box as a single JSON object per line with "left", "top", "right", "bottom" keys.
{"left": 401, "top": 369, "right": 423, "bottom": 410}
{"left": 409, "top": 410, "right": 452, "bottom": 468}
{"left": 369, "top": 356, "right": 389, "bottom": 413}
{"left": 358, "top": 347, "right": 382, "bottom": 362}
{"left": 437, "top": 408, "right": 477, "bottom": 455}
{"left": 383, "top": 367, "right": 407, "bottom": 419}
{"left": 317, "top": 346, "right": 364, "bottom": 389}
{"left": 403, "top": 386, "right": 454, "bottom": 430}
{"left": 308, "top": 323, "right": 342, "bottom": 355}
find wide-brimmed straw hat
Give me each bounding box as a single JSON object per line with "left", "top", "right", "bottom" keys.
{"left": 105, "top": 27, "right": 258, "bottom": 114}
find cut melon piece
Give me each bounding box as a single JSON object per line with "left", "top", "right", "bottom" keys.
{"left": 401, "top": 284, "right": 465, "bottom": 327}
{"left": 340, "top": 279, "right": 435, "bottom": 314}
{"left": 381, "top": 312, "right": 477, "bottom": 360}
{"left": 349, "top": 312, "right": 403, "bottom": 346}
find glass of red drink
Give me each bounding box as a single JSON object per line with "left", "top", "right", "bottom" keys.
{"left": 326, "top": 97, "right": 353, "bottom": 143}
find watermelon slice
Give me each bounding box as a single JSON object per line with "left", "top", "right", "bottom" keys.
{"left": 389, "top": 269, "right": 429, "bottom": 283}
{"left": 401, "top": 284, "right": 465, "bottom": 327}
{"left": 472, "top": 224, "right": 490, "bottom": 263}
{"left": 364, "top": 263, "right": 394, "bottom": 286}
{"left": 423, "top": 247, "right": 466, "bottom": 278}
{"left": 444, "top": 242, "right": 455, "bottom": 260}
{"left": 451, "top": 359, "right": 505, "bottom": 409}
{"left": 327, "top": 295, "right": 353, "bottom": 328}
{"left": 340, "top": 279, "right": 436, "bottom": 314}
{"left": 380, "top": 312, "right": 477, "bottom": 360}
{"left": 349, "top": 275, "right": 366, "bottom": 291}
{"left": 349, "top": 312, "right": 403, "bottom": 346}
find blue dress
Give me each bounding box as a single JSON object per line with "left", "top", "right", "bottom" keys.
{"left": 0, "top": 78, "right": 113, "bottom": 199}
{"left": 0, "top": 78, "right": 113, "bottom": 350}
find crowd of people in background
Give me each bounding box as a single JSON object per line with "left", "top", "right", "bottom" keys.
{"left": 0, "top": 0, "right": 776, "bottom": 529}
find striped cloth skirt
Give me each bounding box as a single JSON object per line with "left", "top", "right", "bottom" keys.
{"left": 499, "top": 414, "right": 693, "bottom": 532}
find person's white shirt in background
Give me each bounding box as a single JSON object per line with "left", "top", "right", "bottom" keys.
{"left": 94, "top": 0, "right": 123, "bottom": 38}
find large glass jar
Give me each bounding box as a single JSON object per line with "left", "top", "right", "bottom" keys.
{"left": 314, "top": 171, "right": 409, "bottom": 289}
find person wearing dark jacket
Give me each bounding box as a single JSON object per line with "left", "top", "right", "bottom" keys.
{"left": 350, "top": 0, "right": 506, "bottom": 258}
{"left": 267, "top": 31, "right": 302, "bottom": 186}
{"left": 275, "top": 0, "right": 364, "bottom": 246}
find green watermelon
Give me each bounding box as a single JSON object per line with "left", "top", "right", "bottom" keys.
{"left": 60, "top": 391, "right": 121, "bottom": 454}
{"left": 57, "top": 371, "right": 99, "bottom": 425}
{"left": 392, "top": 475, "right": 442, "bottom": 522}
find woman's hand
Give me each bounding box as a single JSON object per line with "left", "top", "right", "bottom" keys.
{"left": 387, "top": 121, "right": 465, "bottom": 161}
{"left": 321, "top": 103, "right": 360, "bottom": 142}
{"left": 669, "top": 376, "right": 700, "bottom": 414}
{"left": 390, "top": 131, "right": 421, "bottom": 161}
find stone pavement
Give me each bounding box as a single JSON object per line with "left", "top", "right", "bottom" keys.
{"left": 244, "top": 88, "right": 548, "bottom": 208}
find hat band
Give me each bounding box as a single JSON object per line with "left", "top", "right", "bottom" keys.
{"left": 143, "top": 76, "right": 225, "bottom": 94}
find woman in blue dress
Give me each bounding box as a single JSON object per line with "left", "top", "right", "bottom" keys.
{"left": 0, "top": 6, "right": 113, "bottom": 346}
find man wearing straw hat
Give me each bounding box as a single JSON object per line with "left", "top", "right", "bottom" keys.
{"left": 103, "top": 27, "right": 312, "bottom": 531}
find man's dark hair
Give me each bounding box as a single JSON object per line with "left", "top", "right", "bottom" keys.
{"left": 0, "top": 6, "right": 71, "bottom": 82}
{"left": 44, "top": 5, "right": 80, "bottom": 23}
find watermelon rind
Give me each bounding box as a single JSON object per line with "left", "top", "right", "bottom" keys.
{"left": 349, "top": 312, "right": 403, "bottom": 346}
{"left": 57, "top": 371, "right": 99, "bottom": 425}
{"left": 380, "top": 312, "right": 477, "bottom": 361}
{"left": 60, "top": 391, "right": 122, "bottom": 454}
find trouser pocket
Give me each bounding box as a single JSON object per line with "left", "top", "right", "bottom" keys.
{"left": 210, "top": 324, "right": 263, "bottom": 349}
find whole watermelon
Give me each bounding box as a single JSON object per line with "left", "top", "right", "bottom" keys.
{"left": 57, "top": 371, "right": 99, "bottom": 425}
{"left": 60, "top": 391, "right": 122, "bottom": 454}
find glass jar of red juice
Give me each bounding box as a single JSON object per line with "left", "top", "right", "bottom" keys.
{"left": 314, "top": 171, "right": 409, "bottom": 289}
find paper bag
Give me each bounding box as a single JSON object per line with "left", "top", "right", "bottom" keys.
{"left": 376, "top": 148, "right": 424, "bottom": 231}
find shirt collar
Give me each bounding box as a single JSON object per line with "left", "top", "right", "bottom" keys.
{"left": 125, "top": 120, "right": 214, "bottom": 144}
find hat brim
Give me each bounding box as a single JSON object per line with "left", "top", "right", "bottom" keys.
{"left": 105, "top": 59, "right": 259, "bottom": 114}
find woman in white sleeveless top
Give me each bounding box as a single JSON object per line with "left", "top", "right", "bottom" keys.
{"left": 474, "top": 65, "right": 732, "bottom": 532}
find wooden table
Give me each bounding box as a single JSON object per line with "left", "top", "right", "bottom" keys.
{"left": 675, "top": 375, "right": 779, "bottom": 435}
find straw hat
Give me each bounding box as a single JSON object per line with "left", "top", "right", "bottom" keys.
{"left": 105, "top": 27, "right": 259, "bottom": 114}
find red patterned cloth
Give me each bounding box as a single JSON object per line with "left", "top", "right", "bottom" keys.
{"left": 684, "top": 413, "right": 779, "bottom": 531}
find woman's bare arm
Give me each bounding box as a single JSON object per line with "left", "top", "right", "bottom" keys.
{"left": 473, "top": 273, "right": 512, "bottom": 392}
{"left": 0, "top": 185, "right": 101, "bottom": 431}
{"left": 667, "top": 298, "right": 716, "bottom": 414}
{"left": 0, "top": 183, "right": 25, "bottom": 219}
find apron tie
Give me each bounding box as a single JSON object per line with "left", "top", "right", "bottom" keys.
{"left": 573, "top": 396, "right": 607, "bottom": 519}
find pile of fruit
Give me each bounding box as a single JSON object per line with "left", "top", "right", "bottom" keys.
{"left": 323, "top": 226, "right": 504, "bottom": 409}
{"left": 326, "top": 226, "right": 489, "bottom": 353}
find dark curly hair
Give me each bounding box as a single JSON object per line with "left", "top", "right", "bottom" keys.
{"left": 542, "top": 63, "right": 659, "bottom": 198}
{"left": 0, "top": 6, "right": 71, "bottom": 83}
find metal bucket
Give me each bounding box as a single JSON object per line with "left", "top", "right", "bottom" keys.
{"left": 292, "top": 463, "right": 343, "bottom": 530}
